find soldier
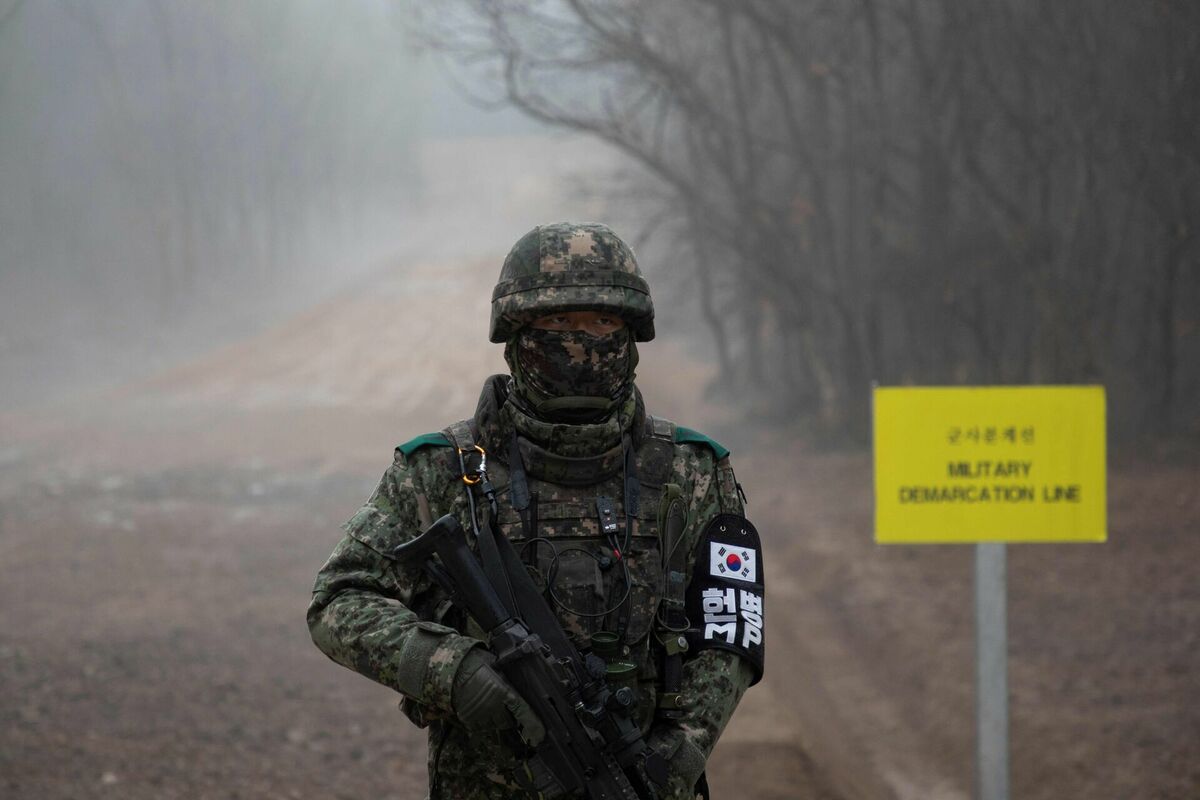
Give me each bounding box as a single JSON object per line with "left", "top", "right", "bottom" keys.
{"left": 308, "top": 223, "right": 765, "bottom": 799}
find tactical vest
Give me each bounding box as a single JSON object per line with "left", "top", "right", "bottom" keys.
{"left": 439, "top": 413, "right": 679, "bottom": 728}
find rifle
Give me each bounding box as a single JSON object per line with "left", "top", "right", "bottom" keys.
{"left": 394, "top": 514, "right": 668, "bottom": 800}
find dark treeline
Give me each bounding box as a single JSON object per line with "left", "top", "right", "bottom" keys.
{"left": 0, "top": 1, "right": 418, "bottom": 351}
{"left": 416, "top": 1, "right": 1200, "bottom": 440}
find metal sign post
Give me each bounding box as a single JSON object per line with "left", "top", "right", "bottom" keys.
{"left": 975, "top": 543, "right": 1008, "bottom": 800}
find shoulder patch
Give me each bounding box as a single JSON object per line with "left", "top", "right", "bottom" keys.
{"left": 674, "top": 426, "right": 730, "bottom": 461}
{"left": 396, "top": 432, "right": 452, "bottom": 458}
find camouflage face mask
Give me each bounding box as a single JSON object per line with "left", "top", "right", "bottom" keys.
{"left": 507, "top": 327, "right": 638, "bottom": 417}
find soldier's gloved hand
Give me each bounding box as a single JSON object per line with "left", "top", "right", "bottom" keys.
{"left": 647, "top": 727, "right": 707, "bottom": 800}
{"left": 452, "top": 649, "right": 546, "bottom": 747}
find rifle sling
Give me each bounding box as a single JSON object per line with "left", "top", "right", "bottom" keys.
{"left": 457, "top": 445, "right": 520, "bottom": 623}
{"left": 472, "top": 433, "right": 578, "bottom": 665}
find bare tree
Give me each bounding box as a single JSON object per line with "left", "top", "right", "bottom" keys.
{"left": 413, "top": 0, "right": 1200, "bottom": 440}
{"left": 0, "top": 0, "right": 422, "bottom": 345}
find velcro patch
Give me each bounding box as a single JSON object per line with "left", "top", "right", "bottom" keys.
{"left": 686, "top": 513, "right": 765, "bottom": 684}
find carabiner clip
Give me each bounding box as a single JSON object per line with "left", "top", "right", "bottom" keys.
{"left": 459, "top": 444, "right": 486, "bottom": 485}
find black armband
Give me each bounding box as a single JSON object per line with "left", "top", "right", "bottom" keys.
{"left": 684, "top": 513, "right": 765, "bottom": 684}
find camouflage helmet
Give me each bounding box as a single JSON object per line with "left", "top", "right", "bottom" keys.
{"left": 489, "top": 222, "right": 655, "bottom": 343}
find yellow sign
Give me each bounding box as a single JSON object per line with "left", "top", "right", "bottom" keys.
{"left": 873, "top": 386, "right": 1106, "bottom": 543}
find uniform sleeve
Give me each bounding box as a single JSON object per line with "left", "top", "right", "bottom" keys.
{"left": 652, "top": 453, "right": 756, "bottom": 798}
{"left": 306, "top": 458, "right": 479, "bottom": 713}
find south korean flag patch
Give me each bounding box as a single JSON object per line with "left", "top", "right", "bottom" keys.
{"left": 685, "top": 513, "right": 765, "bottom": 684}
{"left": 710, "top": 542, "right": 756, "bottom": 582}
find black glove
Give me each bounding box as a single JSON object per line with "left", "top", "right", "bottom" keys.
{"left": 647, "top": 727, "right": 708, "bottom": 800}
{"left": 451, "top": 648, "right": 546, "bottom": 746}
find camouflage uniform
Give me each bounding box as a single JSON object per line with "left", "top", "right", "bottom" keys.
{"left": 308, "top": 224, "right": 758, "bottom": 799}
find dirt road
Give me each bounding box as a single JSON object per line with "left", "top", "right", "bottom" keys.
{"left": 2, "top": 264, "right": 1196, "bottom": 799}
{"left": 0, "top": 403, "right": 839, "bottom": 800}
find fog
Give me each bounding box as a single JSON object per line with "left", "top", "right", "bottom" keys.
{"left": 1, "top": 3, "right": 1196, "bottom": 800}
{"left": 0, "top": 0, "right": 639, "bottom": 409}
{"left": 6, "top": 2, "right": 1196, "bottom": 438}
